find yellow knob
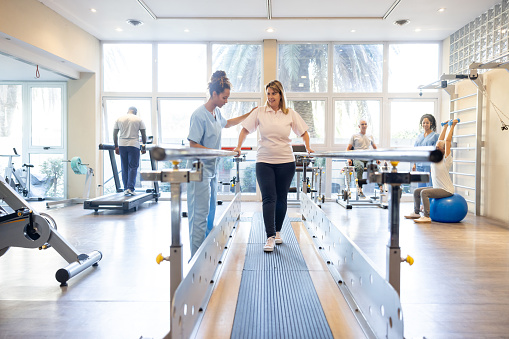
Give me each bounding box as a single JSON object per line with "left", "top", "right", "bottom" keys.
{"left": 171, "top": 160, "right": 181, "bottom": 166}
{"left": 406, "top": 255, "right": 414, "bottom": 266}
{"left": 156, "top": 253, "right": 164, "bottom": 265}
{"left": 390, "top": 161, "right": 399, "bottom": 167}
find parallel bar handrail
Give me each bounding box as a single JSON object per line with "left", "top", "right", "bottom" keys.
{"left": 296, "top": 148, "right": 443, "bottom": 163}
{"left": 148, "top": 145, "right": 237, "bottom": 161}
{"left": 451, "top": 147, "right": 475, "bottom": 150}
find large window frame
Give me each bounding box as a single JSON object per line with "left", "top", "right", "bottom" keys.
{"left": 279, "top": 41, "right": 442, "bottom": 199}
{"left": 0, "top": 82, "right": 68, "bottom": 199}
{"left": 100, "top": 40, "right": 441, "bottom": 201}
{"left": 101, "top": 42, "right": 264, "bottom": 200}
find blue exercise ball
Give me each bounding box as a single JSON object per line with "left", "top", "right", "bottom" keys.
{"left": 429, "top": 194, "right": 468, "bottom": 223}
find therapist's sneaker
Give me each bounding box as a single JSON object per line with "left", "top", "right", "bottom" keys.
{"left": 404, "top": 212, "right": 421, "bottom": 219}
{"left": 275, "top": 232, "right": 283, "bottom": 244}
{"left": 264, "top": 237, "right": 276, "bottom": 252}
{"left": 414, "top": 216, "right": 432, "bottom": 223}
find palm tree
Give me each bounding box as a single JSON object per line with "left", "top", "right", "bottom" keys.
{"left": 278, "top": 44, "right": 328, "bottom": 137}
{"left": 212, "top": 44, "right": 262, "bottom": 93}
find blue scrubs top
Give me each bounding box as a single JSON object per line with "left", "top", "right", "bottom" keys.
{"left": 187, "top": 105, "right": 228, "bottom": 171}
{"left": 414, "top": 131, "right": 439, "bottom": 168}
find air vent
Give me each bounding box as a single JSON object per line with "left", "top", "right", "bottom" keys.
{"left": 394, "top": 19, "right": 410, "bottom": 26}
{"left": 126, "top": 19, "right": 144, "bottom": 27}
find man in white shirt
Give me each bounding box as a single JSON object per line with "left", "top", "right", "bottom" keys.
{"left": 346, "top": 119, "right": 378, "bottom": 197}
{"left": 113, "top": 107, "right": 146, "bottom": 196}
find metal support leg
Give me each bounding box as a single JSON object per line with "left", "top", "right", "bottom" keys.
{"left": 387, "top": 184, "right": 401, "bottom": 295}
{"left": 234, "top": 157, "right": 242, "bottom": 194}
{"left": 170, "top": 182, "right": 183, "bottom": 304}
{"left": 302, "top": 161, "right": 308, "bottom": 194}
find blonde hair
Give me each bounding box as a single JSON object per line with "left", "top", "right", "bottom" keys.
{"left": 265, "top": 80, "right": 288, "bottom": 114}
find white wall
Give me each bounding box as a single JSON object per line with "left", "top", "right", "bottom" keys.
{"left": 0, "top": 0, "right": 102, "bottom": 198}
{"left": 442, "top": 32, "right": 509, "bottom": 223}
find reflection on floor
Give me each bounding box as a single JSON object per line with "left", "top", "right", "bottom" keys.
{"left": 0, "top": 199, "right": 508, "bottom": 338}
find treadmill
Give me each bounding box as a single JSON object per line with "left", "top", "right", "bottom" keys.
{"left": 84, "top": 143, "right": 160, "bottom": 212}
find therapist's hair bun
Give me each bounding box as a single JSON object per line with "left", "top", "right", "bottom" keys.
{"left": 209, "top": 70, "right": 231, "bottom": 96}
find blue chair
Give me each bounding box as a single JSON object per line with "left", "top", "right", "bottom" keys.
{"left": 430, "top": 194, "right": 468, "bottom": 223}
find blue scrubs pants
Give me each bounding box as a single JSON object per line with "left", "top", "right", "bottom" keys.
{"left": 187, "top": 162, "right": 217, "bottom": 257}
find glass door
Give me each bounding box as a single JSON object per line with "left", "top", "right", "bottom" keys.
{"left": 26, "top": 84, "right": 67, "bottom": 199}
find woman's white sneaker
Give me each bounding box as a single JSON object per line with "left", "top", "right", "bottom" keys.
{"left": 264, "top": 237, "right": 276, "bottom": 252}
{"left": 414, "top": 216, "right": 432, "bottom": 223}
{"left": 404, "top": 212, "right": 421, "bottom": 219}
{"left": 275, "top": 232, "right": 283, "bottom": 244}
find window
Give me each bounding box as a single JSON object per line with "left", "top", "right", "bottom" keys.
{"left": 158, "top": 44, "right": 207, "bottom": 92}
{"left": 390, "top": 100, "right": 436, "bottom": 147}
{"left": 217, "top": 100, "right": 259, "bottom": 195}
{"left": 102, "top": 99, "right": 152, "bottom": 193}
{"left": 159, "top": 99, "right": 204, "bottom": 145}
{"left": 103, "top": 44, "right": 152, "bottom": 92}
{"left": 288, "top": 100, "right": 325, "bottom": 144}
{"left": 0, "top": 85, "right": 22, "bottom": 169}
{"left": 30, "top": 87, "right": 62, "bottom": 147}
{"left": 333, "top": 44, "right": 383, "bottom": 92}
{"left": 1, "top": 83, "right": 67, "bottom": 199}
{"left": 103, "top": 99, "right": 152, "bottom": 143}
{"left": 334, "top": 100, "right": 381, "bottom": 145}
{"left": 212, "top": 44, "right": 262, "bottom": 92}
{"left": 219, "top": 100, "right": 258, "bottom": 147}
{"left": 278, "top": 44, "right": 328, "bottom": 92}
{"left": 388, "top": 44, "right": 440, "bottom": 93}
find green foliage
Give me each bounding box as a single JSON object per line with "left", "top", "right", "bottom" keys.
{"left": 40, "top": 158, "right": 64, "bottom": 197}
{"left": 241, "top": 165, "right": 257, "bottom": 193}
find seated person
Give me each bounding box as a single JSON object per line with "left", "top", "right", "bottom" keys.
{"left": 346, "top": 119, "right": 379, "bottom": 197}
{"left": 405, "top": 119, "right": 458, "bottom": 223}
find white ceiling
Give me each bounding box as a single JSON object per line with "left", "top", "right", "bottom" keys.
{"left": 0, "top": 0, "right": 502, "bottom": 81}
{"left": 39, "top": 0, "right": 500, "bottom": 42}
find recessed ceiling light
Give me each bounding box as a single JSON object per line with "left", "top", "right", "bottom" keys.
{"left": 90, "top": 8, "right": 97, "bottom": 13}
{"left": 115, "top": 28, "right": 123, "bottom": 32}
{"left": 266, "top": 28, "right": 275, "bottom": 33}
{"left": 438, "top": 8, "right": 446, "bottom": 12}
{"left": 351, "top": 29, "right": 356, "bottom": 33}
{"left": 415, "top": 28, "right": 422, "bottom": 32}
{"left": 184, "top": 29, "right": 190, "bottom": 33}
